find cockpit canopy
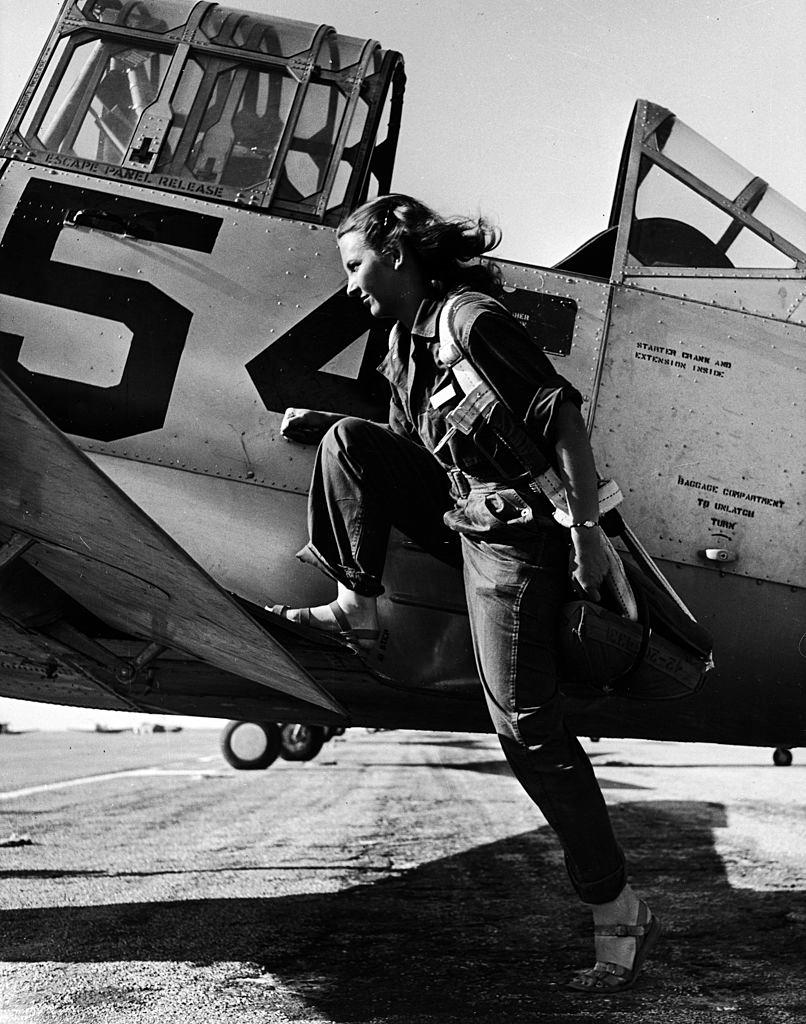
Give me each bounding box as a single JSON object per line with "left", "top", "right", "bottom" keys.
{"left": 2, "top": 0, "right": 405, "bottom": 222}
{"left": 625, "top": 102, "right": 806, "bottom": 271}
{"left": 560, "top": 101, "right": 806, "bottom": 279}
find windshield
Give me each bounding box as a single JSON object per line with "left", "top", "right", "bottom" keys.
{"left": 4, "top": 0, "right": 403, "bottom": 223}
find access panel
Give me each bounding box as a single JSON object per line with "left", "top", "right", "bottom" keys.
{"left": 592, "top": 285, "right": 804, "bottom": 587}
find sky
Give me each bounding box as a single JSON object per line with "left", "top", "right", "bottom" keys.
{"left": 0, "top": 0, "right": 804, "bottom": 728}
{"left": 1, "top": 0, "right": 805, "bottom": 265}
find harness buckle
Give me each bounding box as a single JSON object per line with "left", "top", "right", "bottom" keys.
{"left": 448, "top": 467, "right": 471, "bottom": 499}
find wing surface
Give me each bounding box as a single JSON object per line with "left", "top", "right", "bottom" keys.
{"left": 0, "top": 370, "right": 344, "bottom": 716}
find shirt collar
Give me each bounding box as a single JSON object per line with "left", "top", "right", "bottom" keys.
{"left": 410, "top": 295, "right": 443, "bottom": 340}
{"left": 376, "top": 294, "right": 446, "bottom": 385}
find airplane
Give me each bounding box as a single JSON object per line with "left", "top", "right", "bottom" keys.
{"left": 0, "top": 0, "right": 803, "bottom": 771}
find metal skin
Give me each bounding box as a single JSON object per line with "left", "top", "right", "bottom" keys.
{"left": 0, "top": 1, "right": 804, "bottom": 750}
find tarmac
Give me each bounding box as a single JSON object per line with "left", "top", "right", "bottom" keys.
{"left": 0, "top": 727, "right": 804, "bottom": 1023}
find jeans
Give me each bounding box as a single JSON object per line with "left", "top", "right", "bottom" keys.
{"left": 298, "top": 417, "right": 461, "bottom": 594}
{"left": 299, "top": 417, "right": 627, "bottom": 904}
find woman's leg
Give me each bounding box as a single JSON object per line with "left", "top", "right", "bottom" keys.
{"left": 461, "top": 531, "right": 627, "bottom": 903}
{"left": 284, "top": 417, "right": 458, "bottom": 629}
{"left": 461, "top": 532, "right": 660, "bottom": 986}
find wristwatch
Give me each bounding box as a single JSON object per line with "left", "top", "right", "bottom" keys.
{"left": 570, "top": 520, "right": 599, "bottom": 529}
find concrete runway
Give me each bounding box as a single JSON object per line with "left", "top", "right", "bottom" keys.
{"left": 0, "top": 728, "right": 804, "bottom": 1023}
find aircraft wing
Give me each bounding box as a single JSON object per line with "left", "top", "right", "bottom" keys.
{"left": 0, "top": 369, "right": 345, "bottom": 716}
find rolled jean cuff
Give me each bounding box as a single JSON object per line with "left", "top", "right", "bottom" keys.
{"left": 295, "top": 542, "right": 385, "bottom": 597}
{"left": 567, "top": 851, "right": 628, "bottom": 905}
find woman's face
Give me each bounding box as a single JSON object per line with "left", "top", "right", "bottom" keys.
{"left": 338, "top": 230, "right": 401, "bottom": 320}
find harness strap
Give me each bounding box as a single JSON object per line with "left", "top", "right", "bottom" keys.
{"left": 438, "top": 295, "right": 624, "bottom": 527}
{"left": 438, "top": 293, "right": 638, "bottom": 621}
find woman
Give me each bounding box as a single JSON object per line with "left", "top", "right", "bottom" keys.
{"left": 273, "top": 194, "right": 661, "bottom": 993}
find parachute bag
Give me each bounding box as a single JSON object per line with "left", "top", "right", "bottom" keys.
{"left": 560, "top": 558, "right": 713, "bottom": 700}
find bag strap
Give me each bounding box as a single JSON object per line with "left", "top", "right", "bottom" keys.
{"left": 438, "top": 294, "right": 638, "bottom": 620}
{"left": 438, "top": 295, "right": 624, "bottom": 525}
{"left": 441, "top": 299, "right": 705, "bottom": 645}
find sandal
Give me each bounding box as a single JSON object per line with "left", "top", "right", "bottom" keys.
{"left": 268, "top": 600, "right": 380, "bottom": 647}
{"left": 566, "top": 900, "right": 661, "bottom": 994}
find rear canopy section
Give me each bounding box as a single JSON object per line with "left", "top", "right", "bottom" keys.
{"left": 610, "top": 100, "right": 806, "bottom": 276}
{"left": 1, "top": 0, "right": 405, "bottom": 223}
{"left": 559, "top": 99, "right": 806, "bottom": 282}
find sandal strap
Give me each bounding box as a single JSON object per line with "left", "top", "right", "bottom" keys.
{"left": 267, "top": 601, "right": 379, "bottom": 647}
{"left": 594, "top": 921, "right": 649, "bottom": 937}
{"left": 326, "top": 600, "right": 352, "bottom": 632}
{"left": 592, "top": 960, "right": 629, "bottom": 978}
{"left": 326, "top": 601, "right": 379, "bottom": 641}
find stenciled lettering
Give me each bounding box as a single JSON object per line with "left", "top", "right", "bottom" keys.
{"left": 677, "top": 476, "right": 718, "bottom": 493}
{"left": 722, "top": 487, "right": 785, "bottom": 509}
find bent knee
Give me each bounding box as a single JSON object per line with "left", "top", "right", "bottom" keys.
{"left": 324, "top": 415, "right": 384, "bottom": 449}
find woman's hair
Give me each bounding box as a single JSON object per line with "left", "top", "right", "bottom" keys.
{"left": 337, "top": 194, "right": 503, "bottom": 298}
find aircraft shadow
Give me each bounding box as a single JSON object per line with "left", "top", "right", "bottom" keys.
{"left": 346, "top": 756, "right": 651, "bottom": 788}
{"left": 448, "top": 759, "right": 650, "bottom": 789}
{"left": 1, "top": 801, "right": 805, "bottom": 1020}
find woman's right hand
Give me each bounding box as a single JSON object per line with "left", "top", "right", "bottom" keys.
{"left": 570, "top": 525, "right": 609, "bottom": 603}
{"left": 280, "top": 408, "right": 343, "bottom": 445}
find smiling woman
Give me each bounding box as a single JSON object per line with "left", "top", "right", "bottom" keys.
{"left": 270, "top": 191, "right": 661, "bottom": 995}
{"left": 338, "top": 231, "right": 401, "bottom": 320}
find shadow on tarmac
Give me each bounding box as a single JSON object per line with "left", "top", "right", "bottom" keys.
{"left": 2, "top": 801, "right": 805, "bottom": 1021}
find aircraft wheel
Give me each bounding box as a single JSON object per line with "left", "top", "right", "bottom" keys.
{"left": 773, "top": 746, "right": 793, "bottom": 767}
{"left": 279, "top": 723, "right": 326, "bottom": 762}
{"left": 220, "top": 720, "right": 282, "bottom": 770}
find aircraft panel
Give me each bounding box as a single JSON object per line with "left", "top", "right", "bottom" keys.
{"left": 492, "top": 262, "right": 611, "bottom": 418}
{"left": 593, "top": 285, "right": 805, "bottom": 587}
{"left": 0, "top": 163, "right": 386, "bottom": 485}
{"left": 0, "top": 369, "right": 345, "bottom": 715}
{"left": 0, "top": 619, "right": 130, "bottom": 713}
{"left": 620, "top": 273, "right": 806, "bottom": 324}
{"left": 86, "top": 453, "right": 328, "bottom": 610}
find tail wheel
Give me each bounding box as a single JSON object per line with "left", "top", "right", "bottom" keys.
{"left": 220, "top": 720, "right": 282, "bottom": 770}
{"left": 279, "top": 723, "right": 326, "bottom": 762}
{"left": 773, "top": 746, "right": 793, "bottom": 767}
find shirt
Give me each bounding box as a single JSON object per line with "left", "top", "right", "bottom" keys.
{"left": 376, "top": 288, "right": 582, "bottom": 484}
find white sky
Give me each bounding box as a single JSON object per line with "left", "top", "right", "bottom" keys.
{"left": 0, "top": 0, "right": 804, "bottom": 729}
{"left": 1, "top": 0, "right": 804, "bottom": 264}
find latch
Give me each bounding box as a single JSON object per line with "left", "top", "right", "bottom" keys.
{"left": 699, "top": 548, "right": 738, "bottom": 563}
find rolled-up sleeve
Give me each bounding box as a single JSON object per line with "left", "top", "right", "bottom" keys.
{"left": 465, "top": 310, "right": 582, "bottom": 454}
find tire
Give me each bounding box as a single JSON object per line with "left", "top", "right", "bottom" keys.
{"left": 220, "top": 720, "right": 282, "bottom": 770}
{"left": 279, "top": 723, "right": 326, "bottom": 762}
{"left": 773, "top": 746, "right": 793, "bottom": 767}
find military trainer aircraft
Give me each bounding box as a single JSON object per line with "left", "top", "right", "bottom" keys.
{"left": 0, "top": 0, "right": 803, "bottom": 769}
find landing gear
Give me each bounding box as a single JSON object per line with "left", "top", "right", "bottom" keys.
{"left": 220, "top": 720, "right": 282, "bottom": 770}
{"left": 279, "top": 723, "right": 326, "bottom": 762}
{"left": 220, "top": 721, "right": 344, "bottom": 770}
{"left": 773, "top": 746, "right": 793, "bottom": 766}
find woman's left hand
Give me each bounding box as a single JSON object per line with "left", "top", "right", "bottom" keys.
{"left": 570, "top": 526, "right": 609, "bottom": 602}
{"left": 280, "top": 407, "right": 343, "bottom": 444}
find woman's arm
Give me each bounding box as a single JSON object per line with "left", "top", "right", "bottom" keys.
{"left": 280, "top": 408, "right": 344, "bottom": 444}
{"left": 553, "top": 401, "right": 609, "bottom": 601}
